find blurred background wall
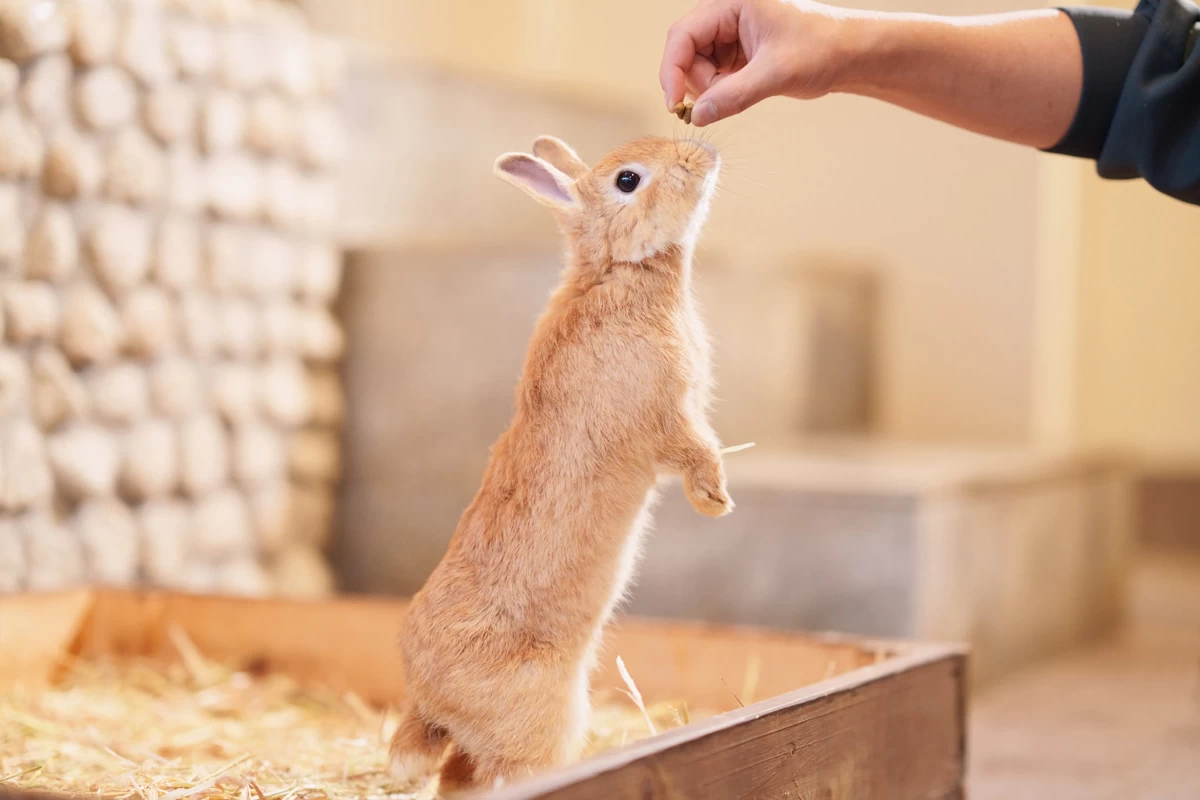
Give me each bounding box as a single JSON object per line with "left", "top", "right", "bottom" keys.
{"left": 1073, "top": 177, "right": 1200, "bottom": 461}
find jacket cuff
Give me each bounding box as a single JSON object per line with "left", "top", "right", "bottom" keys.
{"left": 1045, "top": 6, "right": 1150, "bottom": 159}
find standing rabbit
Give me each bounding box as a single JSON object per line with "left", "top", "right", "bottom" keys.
{"left": 390, "top": 134, "right": 731, "bottom": 794}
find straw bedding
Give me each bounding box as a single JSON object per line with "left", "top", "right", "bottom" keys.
{"left": 0, "top": 629, "right": 705, "bottom": 800}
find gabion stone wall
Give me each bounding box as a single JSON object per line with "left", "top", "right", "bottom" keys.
{"left": 0, "top": 0, "right": 346, "bottom": 597}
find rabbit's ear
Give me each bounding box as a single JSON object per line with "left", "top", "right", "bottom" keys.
{"left": 532, "top": 136, "right": 588, "bottom": 179}
{"left": 494, "top": 153, "right": 579, "bottom": 210}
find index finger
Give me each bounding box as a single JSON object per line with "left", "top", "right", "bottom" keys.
{"left": 660, "top": 7, "right": 722, "bottom": 109}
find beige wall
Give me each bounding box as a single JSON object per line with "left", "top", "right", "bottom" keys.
{"left": 1073, "top": 177, "right": 1200, "bottom": 461}
{"left": 309, "top": 0, "right": 1130, "bottom": 443}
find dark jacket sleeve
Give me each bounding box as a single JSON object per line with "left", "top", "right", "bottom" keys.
{"left": 1046, "top": 0, "right": 1200, "bottom": 205}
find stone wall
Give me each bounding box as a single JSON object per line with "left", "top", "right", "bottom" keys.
{"left": 0, "top": 0, "right": 345, "bottom": 597}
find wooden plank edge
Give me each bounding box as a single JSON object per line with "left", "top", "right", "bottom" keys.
{"left": 0, "top": 589, "right": 97, "bottom": 687}
{"left": 482, "top": 644, "right": 967, "bottom": 800}
{"left": 69, "top": 590, "right": 937, "bottom": 663}
{"left": 0, "top": 786, "right": 83, "bottom": 800}
{"left": 608, "top": 613, "right": 952, "bottom": 660}
{"left": 932, "top": 450, "right": 1134, "bottom": 498}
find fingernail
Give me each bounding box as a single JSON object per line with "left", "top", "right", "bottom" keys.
{"left": 694, "top": 100, "right": 717, "bottom": 126}
{"left": 665, "top": 91, "right": 673, "bottom": 111}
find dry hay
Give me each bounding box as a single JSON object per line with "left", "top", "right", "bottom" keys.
{"left": 0, "top": 629, "right": 714, "bottom": 800}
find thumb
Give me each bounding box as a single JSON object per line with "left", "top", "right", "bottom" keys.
{"left": 690, "top": 58, "right": 775, "bottom": 126}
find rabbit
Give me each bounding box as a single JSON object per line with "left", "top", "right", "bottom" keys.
{"left": 389, "top": 134, "right": 732, "bottom": 794}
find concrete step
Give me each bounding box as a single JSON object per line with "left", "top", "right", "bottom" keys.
{"left": 630, "top": 439, "right": 1135, "bottom": 687}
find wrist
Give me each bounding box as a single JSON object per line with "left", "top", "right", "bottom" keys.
{"left": 827, "top": 11, "right": 904, "bottom": 96}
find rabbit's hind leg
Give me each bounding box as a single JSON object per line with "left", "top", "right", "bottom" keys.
{"left": 388, "top": 707, "right": 449, "bottom": 784}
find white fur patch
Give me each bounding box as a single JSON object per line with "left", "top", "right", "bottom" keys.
{"left": 681, "top": 157, "right": 720, "bottom": 249}
{"left": 626, "top": 234, "right": 668, "bottom": 264}
{"left": 603, "top": 488, "right": 661, "bottom": 619}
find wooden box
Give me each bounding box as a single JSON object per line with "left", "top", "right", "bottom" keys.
{"left": 0, "top": 591, "right": 966, "bottom": 800}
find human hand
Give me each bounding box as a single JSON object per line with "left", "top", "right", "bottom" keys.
{"left": 660, "top": 0, "right": 856, "bottom": 126}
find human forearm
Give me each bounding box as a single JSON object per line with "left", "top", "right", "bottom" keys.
{"left": 662, "top": 0, "right": 1200, "bottom": 203}
{"left": 661, "top": 1, "right": 1085, "bottom": 147}
{"left": 833, "top": 9, "right": 1083, "bottom": 149}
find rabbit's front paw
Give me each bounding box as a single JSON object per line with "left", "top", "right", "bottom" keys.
{"left": 684, "top": 468, "right": 733, "bottom": 518}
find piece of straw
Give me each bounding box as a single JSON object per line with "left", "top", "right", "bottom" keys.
{"left": 342, "top": 692, "right": 376, "bottom": 726}
{"left": 615, "top": 656, "right": 656, "bottom": 736}
{"left": 167, "top": 624, "right": 220, "bottom": 687}
{"left": 0, "top": 766, "right": 42, "bottom": 783}
{"left": 741, "top": 654, "right": 761, "bottom": 707}
{"left": 719, "top": 678, "right": 744, "bottom": 708}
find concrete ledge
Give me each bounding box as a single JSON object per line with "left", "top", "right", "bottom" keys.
{"left": 631, "top": 440, "right": 1134, "bottom": 687}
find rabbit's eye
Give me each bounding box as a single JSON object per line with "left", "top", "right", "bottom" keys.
{"left": 615, "top": 171, "right": 640, "bottom": 193}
